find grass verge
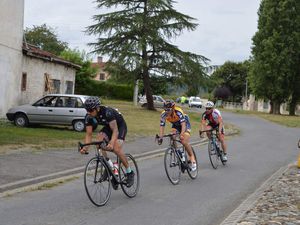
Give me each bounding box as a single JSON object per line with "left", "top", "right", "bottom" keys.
{"left": 0, "top": 100, "right": 237, "bottom": 151}
{"left": 223, "top": 108, "right": 300, "bottom": 128}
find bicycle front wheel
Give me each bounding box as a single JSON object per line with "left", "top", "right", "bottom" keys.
{"left": 164, "top": 147, "right": 181, "bottom": 185}
{"left": 208, "top": 141, "right": 219, "bottom": 169}
{"left": 84, "top": 157, "right": 111, "bottom": 207}
{"left": 119, "top": 154, "right": 140, "bottom": 198}
{"left": 187, "top": 147, "right": 198, "bottom": 179}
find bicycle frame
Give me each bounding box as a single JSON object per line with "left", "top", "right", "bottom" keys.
{"left": 156, "top": 134, "right": 185, "bottom": 164}
{"left": 78, "top": 141, "right": 126, "bottom": 185}
{"left": 201, "top": 129, "right": 221, "bottom": 152}
{"left": 201, "top": 129, "right": 226, "bottom": 168}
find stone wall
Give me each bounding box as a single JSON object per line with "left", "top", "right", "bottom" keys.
{"left": 21, "top": 56, "right": 76, "bottom": 104}
{"left": 0, "top": 0, "right": 24, "bottom": 117}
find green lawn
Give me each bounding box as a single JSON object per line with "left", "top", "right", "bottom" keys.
{"left": 0, "top": 100, "right": 239, "bottom": 151}
{"left": 223, "top": 108, "right": 300, "bottom": 127}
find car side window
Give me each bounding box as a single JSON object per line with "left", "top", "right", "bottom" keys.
{"left": 76, "top": 98, "right": 84, "bottom": 108}
{"left": 157, "top": 96, "right": 163, "bottom": 102}
{"left": 64, "top": 97, "right": 76, "bottom": 108}
{"left": 34, "top": 96, "right": 57, "bottom": 107}
{"left": 55, "top": 98, "right": 64, "bottom": 107}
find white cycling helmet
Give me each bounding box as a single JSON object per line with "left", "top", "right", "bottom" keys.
{"left": 205, "top": 101, "right": 214, "bottom": 108}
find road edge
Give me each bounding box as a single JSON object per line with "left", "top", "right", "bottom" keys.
{"left": 219, "top": 162, "right": 294, "bottom": 225}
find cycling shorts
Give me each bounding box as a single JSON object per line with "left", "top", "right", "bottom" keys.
{"left": 99, "top": 122, "right": 127, "bottom": 141}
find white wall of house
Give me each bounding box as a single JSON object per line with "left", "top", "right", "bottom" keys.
{"left": 21, "top": 56, "right": 76, "bottom": 104}
{"left": 0, "top": 0, "right": 24, "bottom": 117}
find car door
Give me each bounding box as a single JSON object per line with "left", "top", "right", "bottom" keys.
{"left": 55, "top": 96, "right": 87, "bottom": 124}
{"left": 155, "top": 96, "right": 165, "bottom": 108}
{"left": 29, "top": 96, "right": 58, "bottom": 123}
{"left": 52, "top": 96, "right": 77, "bottom": 124}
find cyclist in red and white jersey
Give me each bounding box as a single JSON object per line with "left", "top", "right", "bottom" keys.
{"left": 200, "top": 101, "right": 227, "bottom": 161}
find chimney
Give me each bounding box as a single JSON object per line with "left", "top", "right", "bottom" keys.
{"left": 97, "top": 56, "right": 103, "bottom": 63}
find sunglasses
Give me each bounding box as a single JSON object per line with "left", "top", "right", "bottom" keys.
{"left": 87, "top": 108, "right": 95, "bottom": 113}
{"left": 205, "top": 108, "right": 212, "bottom": 110}
{"left": 164, "top": 108, "right": 173, "bottom": 112}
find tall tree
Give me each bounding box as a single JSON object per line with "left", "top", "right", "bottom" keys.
{"left": 210, "top": 61, "right": 249, "bottom": 102}
{"left": 249, "top": 0, "right": 300, "bottom": 114}
{"left": 24, "top": 24, "right": 68, "bottom": 55}
{"left": 86, "top": 0, "right": 208, "bottom": 110}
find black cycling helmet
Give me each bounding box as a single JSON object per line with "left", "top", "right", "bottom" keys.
{"left": 164, "top": 99, "right": 175, "bottom": 110}
{"left": 84, "top": 96, "right": 101, "bottom": 111}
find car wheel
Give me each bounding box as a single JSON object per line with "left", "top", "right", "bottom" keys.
{"left": 14, "top": 113, "right": 29, "bottom": 127}
{"left": 73, "top": 120, "right": 85, "bottom": 132}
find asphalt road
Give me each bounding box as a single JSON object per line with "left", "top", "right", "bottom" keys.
{"left": 0, "top": 111, "right": 299, "bottom": 225}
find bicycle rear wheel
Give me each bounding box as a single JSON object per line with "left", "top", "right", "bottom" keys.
{"left": 208, "top": 141, "right": 219, "bottom": 169}
{"left": 84, "top": 157, "right": 111, "bottom": 207}
{"left": 119, "top": 154, "right": 140, "bottom": 198}
{"left": 164, "top": 147, "right": 181, "bottom": 185}
{"left": 187, "top": 147, "right": 198, "bottom": 179}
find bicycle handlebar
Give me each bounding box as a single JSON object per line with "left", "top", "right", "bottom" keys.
{"left": 155, "top": 133, "right": 181, "bottom": 144}
{"left": 199, "top": 128, "right": 219, "bottom": 135}
{"left": 78, "top": 141, "right": 108, "bottom": 152}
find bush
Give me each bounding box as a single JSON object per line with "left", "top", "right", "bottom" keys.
{"left": 75, "top": 79, "right": 133, "bottom": 101}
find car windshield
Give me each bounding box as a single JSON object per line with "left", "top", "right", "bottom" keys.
{"left": 193, "top": 99, "right": 201, "bottom": 102}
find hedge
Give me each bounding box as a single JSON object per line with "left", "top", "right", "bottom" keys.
{"left": 75, "top": 79, "right": 133, "bottom": 100}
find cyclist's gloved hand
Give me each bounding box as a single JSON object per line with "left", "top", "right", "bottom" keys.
{"left": 80, "top": 147, "right": 89, "bottom": 155}
{"left": 158, "top": 138, "right": 163, "bottom": 145}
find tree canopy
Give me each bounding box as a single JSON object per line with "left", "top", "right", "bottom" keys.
{"left": 249, "top": 0, "right": 300, "bottom": 114}
{"left": 24, "top": 24, "right": 68, "bottom": 56}
{"left": 86, "top": 0, "right": 208, "bottom": 109}
{"left": 210, "top": 61, "right": 249, "bottom": 102}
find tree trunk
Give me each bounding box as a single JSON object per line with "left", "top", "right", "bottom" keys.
{"left": 142, "top": 70, "right": 154, "bottom": 110}
{"left": 141, "top": 38, "right": 155, "bottom": 110}
{"left": 133, "top": 79, "right": 139, "bottom": 106}
{"left": 271, "top": 101, "right": 281, "bottom": 114}
{"left": 289, "top": 86, "right": 300, "bottom": 115}
{"left": 289, "top": 95, "right": 297, "bottom": 116}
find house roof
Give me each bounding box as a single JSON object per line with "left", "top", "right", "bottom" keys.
{"left": 22, "top": 43, "right": 81, "bottom": 69}
{"left": 91, "top": 62, "right": 106, "bottom": 69}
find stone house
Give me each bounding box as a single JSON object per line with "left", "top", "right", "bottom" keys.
{"left": 21, "top": 43, "right": 80, "bottom": 104}
{"left": 91, "top": 56, "right": 110, "bottom": 81}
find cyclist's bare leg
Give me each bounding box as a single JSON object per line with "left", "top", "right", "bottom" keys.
{"left": 181, "top": 132, "right": 196, "bottom": 163}
{"left": 218, "top": 133, "right": 227, "bottom": 154}
{"left": 97, "top": 132, "right": 129, "bottom": 168}
{"left": 206, "top": 125, "right": 212, "bottom": 139}
{"left": 112, "top": 139, "right": 129, "bottom": 168}
{"left": 96, "top": 132, "right": 109, "bottom": 158}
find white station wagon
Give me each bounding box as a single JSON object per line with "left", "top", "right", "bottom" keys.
{"left": 6, "top": 94, "right": 91, "bottom": 132}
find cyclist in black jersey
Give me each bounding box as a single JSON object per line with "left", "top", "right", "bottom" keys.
{"left": 79, "top": 96, "right": 134, "bottom": 187}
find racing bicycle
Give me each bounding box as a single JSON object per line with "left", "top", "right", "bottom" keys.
{"left": 78, "top": 141, "right": 140, "bottom": 206}
{"left": 200, "top": 129, "right": 226, "bottom": 169}
{"left": 156, "top": 133, "right": 198, "bottom": 185}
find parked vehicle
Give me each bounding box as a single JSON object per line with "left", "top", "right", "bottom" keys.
{"left": 138, "top": 95, "right": 166, "bottom": 108}
{"left": 6, "top": 94, "right": 91, "bottom": 132}
{"left": 188, "top": 96, "right": 202, "bottom": 108}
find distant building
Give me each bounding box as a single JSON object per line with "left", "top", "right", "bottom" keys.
{"left": 91, "top": 56, "right": 110, "bottom": 81}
